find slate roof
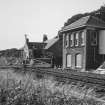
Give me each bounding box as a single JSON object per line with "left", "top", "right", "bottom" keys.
{"left": 26, "top": 36, "right": 59, "bottom": 50}
{"left": 61, "top": 15, "right": 105, "bottom": 32}
{"left": 44, "top": 36, "right": 59, "bottom": 50}
{"left": 28, "top": 42, "right": 46, "bottom": 49}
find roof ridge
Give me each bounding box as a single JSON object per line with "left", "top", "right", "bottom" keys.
{"left": 61, "top": 15, "right": 105, "bottom": 32}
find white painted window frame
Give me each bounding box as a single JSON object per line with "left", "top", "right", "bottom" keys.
{"left": 81, "top": 31, "right": 85, "bottom": 46}
{"left": 70, "top": 33, "right": 74, "bottom": 47}
{"left": 65, "top": 33, "right": 69, "bottom": 48}
{"left": 75, "top": 32, "right": 79, "bottom": 46}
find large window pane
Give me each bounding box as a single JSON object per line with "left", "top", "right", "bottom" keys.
{"left": 75, "top": 54, "right": 82, "bottom": 68}
{"left": 67, "top": 54, "right": 72, "bottom": 67}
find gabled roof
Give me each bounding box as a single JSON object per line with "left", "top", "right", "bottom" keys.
{"left": 25, "top": 36, "right": 59, "bottom": 50}
{"left": 44, "top": 36, "right": 59, "bottom": 50}
{"left": 61, "top": 15, "right": 105, "bottom": 32}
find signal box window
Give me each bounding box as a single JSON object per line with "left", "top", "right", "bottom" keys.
{"left": 65, "top": 34, "right": 69, "bottom": 48}
{"left": 75, "top": 33, "right": 79, "bottom": 46}
{"left": 91, "top": 31, "right": 97, "bottom": 46}
{"left": 70, "top": 33, "right": 74, "bottom": 47}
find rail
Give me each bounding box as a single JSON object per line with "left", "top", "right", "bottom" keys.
{"left": 1, "top": 65, "right": 105, "bottom": 87}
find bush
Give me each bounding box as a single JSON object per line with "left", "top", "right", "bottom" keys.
{"left": 0, "top": 69, "right": 105, "bottom": 105}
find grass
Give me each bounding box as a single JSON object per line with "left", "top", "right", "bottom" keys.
{"left": 0, "top": 69, "right": 105, "bottom": 105}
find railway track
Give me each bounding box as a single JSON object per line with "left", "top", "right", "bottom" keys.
{"left": 1, "top": 65, "right": 105, "bottom": 87}
{"left": 17, "top": 66, "right": 105, "bottom": 87}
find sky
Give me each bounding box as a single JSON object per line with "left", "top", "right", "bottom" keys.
{"left": 0, "top": 0, "right": 105, "bottom": 50}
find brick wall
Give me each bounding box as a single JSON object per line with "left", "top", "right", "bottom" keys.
{"left": 62, "top": 29, "right": 86, "bottom": 71}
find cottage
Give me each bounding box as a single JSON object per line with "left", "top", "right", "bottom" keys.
{"left": 23, "top": 35, "right": 46, "bottom": 60}
{"left": 61, "top": 15, "right": 105, "bottom": 71}
{"left": 22, "top": 34, "right": 63, "bottom": 67}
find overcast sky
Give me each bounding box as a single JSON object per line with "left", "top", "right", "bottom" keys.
{"left": 0, "top": 0, "right": 105, "bottom": 50}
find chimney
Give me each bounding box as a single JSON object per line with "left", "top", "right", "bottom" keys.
{"left": 25, "top": 34, "right": 29, "bottom": 43}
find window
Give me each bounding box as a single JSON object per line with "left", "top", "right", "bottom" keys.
{"left": 91, "top": 31, "right": 97, "bottom": 46}
{"left": 70, "top": 33, "right": 74, "bottom": 47}
{"left": 75, "top": 54, "right": 82, "bottom": 68}
{"left": 67, "top": 54, "right": 72, "bottom": 67}
{"left": 81, "top": 31, "right": 85, "bottom": 46}
{"left": 75, "top": 33, "right": 79, "bottom": 46}
{"left": 65, "top": 34, "right": 69, "bottom": 48}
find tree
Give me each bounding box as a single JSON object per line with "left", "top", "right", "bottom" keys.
{"left": 95, "top": 5, "right": 105, "bottom": 22}
{"left": 64, "top": 5, "right": 105, "bottom": 27}
{"left": 64, "top": 14, "right": 83, "bottom": 26}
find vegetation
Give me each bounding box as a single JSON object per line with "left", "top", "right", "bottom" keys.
{"left": 64, "top": 5, "right": 105, "bottom": 26}
{"left": 0, "top": 69, "right": 105, "bottom": 105}
{"left": 0, "top": 48, "right": 21, "bottom": 58}
{"left": 0, "top": 57, "right": 22, "bottom": 66}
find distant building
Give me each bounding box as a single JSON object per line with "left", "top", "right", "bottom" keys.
{"left": 23, "top": 36, "right": 46, "bottom": 60}
{"left": 22, "top": 34, "right": 63, "bottom": 67}
{"left": 61, "top": 15, "right": 105, "bottom": 71}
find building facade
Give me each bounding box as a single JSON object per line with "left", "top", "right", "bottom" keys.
{"left": 61, "top": 16, "right": 105, "bottom": 71}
